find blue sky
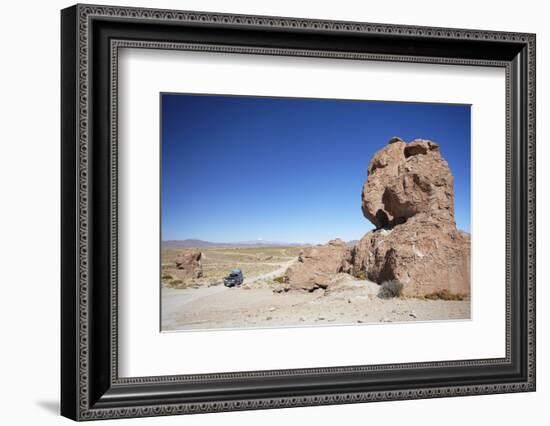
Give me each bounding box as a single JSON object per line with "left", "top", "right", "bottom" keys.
{"left": 161, "top": 94, "right": 470, "bottom": 244}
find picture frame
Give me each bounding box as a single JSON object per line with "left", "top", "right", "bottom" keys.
{"left": 61, "top": 3, "right": 536, "bottom": 421}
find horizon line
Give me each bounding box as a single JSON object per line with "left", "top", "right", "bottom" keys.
{"left": 161, "top": 228, "right": 472, "bottom": 246}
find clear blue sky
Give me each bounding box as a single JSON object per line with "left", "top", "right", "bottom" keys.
{"left": 161, "top": 94, "right": 470, "bottom": 244}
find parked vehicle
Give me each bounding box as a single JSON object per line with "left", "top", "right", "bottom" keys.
{"left": 223, "top": 269, "right": 244, "bottom": 287}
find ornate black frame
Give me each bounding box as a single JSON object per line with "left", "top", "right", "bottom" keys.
{"left": 61, "top": 4, "right": 536, "bottom": 421}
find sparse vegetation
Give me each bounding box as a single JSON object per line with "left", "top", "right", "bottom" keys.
{"left": 161, "top": 246, "right": 301, "bottom": 288}
{"left": 168, "top": 278, "right": 183, "bottom": 288}
{"left": 424, "top": 289, "right": 465, "bottom": 301}
{"left": 377, "top": 280, "right": 404, "bottom": 299}
{"left": 273, "top": 276, "right": 286, "bottom": 284}
{"left": 355, "top": 270, "right": 366, "bottom": 280}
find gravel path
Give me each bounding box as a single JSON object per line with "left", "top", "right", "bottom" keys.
{"left": 244, "top": 258, "right": 297, "bottom": 284}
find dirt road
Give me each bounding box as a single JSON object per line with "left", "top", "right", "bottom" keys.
{"left": 243, "top": 258, "right": 297, "bottom": 284}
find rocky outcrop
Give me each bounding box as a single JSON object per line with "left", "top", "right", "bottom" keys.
{"left": 353, "top": 216, "right": 470, "bottom": 296}
{"left": 281, "top": 137, "right": 469, "bottom": 298}
{"left": 175, "top": 250, "right": 203, "bottom": 279}
{"left": 356, "top": 137, "right": 470, "bottom": 297}
{"left": 362, "top": 138, "right": 455, "bottom": 228}
{"left": 284, "top": 239, "right": 353, "bottom": 291}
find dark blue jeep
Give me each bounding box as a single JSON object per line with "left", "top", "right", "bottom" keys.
{"left": 223, "top": 269, "right": 244, "bottom": 287}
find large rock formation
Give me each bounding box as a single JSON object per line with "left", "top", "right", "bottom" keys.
{"left": 175, "top": 250, "right": 203, "bottom": 279}
{"left": 281, "top": 137, "right": 470, "bottom": 298}
{"left": 284, "top": 239, "right": 353, "bottom": 291}
{"left": 356, "top": 138, "right": 470, "bottom": 297}
{"left": 361, "top": 138, "right": 455, "bottom": 228}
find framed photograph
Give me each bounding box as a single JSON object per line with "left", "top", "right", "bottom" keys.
{"left": 61, "top": 4, "right": 536, "bottom": 421}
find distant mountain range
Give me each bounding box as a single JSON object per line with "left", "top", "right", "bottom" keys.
{"left": 162, "top": 239, "right": 307, "bottom": 249}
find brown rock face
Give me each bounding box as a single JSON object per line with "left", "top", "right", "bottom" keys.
{"left": 175, "top": 250, "right": 203, "bottom": 279}
{"left": 284, "top": 239, "right": 353, "bottom": 291}
{"left": 357, "top": 137, "right": 470, "bottom": 297}
{"left": 353, "top": 217, "right": 470, "bottom": 296}
{"left": 362, "top": 138, "right": 454, "bottom": 228}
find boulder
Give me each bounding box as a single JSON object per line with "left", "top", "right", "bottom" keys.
{"left": 354, "top": 216, "right": 470, "bottom": 297}
{"left": 175, "top": 250, "right": 203, "bottom": 279}
{"left": 361, "top": 138, "right": 407, "bottom": 228}
{"left": 284, "top": 238, "right": 353, "bottom": 291}
{"left": 273, "top": 283, "right": 290, "bottom": 294}
{"left": 356, "top": 137, "right": 470, "bottom": 297}
{"left": 361, "top": 138, "right": 455, "bottom": 228}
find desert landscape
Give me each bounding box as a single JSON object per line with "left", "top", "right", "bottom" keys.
{"left": 161, "top": 137, "right": 471, "bottom": 331}
{"left": 161, "top": 250, "right": 469, "bottom": 330}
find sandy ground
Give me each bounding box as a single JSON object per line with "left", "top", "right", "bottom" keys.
{"left": 243, "top": 258, "right": 297, "bottom": 284}
{"left": 161, "top": 277, "right": 470, "bottom": 331}
{"left": 161, "top": 246, "right": 302, "bottom": 288}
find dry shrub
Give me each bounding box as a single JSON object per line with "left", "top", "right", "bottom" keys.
{"left": 167, "top": 278, "right": 185, "bottom": 288}
{"left": 355, "top": 270, "right": 367, "bottom": 280}
{"left": 424, "top": 289, "right": 465, "bottom": 301}
{"left": 273, "top": 276, "right": 286, "bottom": 284}
{"left": 377, "top": 280, "right": 403, "bottom": 299}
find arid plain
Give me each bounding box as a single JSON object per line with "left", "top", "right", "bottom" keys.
{"left": 161, "top": 245, "right": 469, "bottom": 331}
